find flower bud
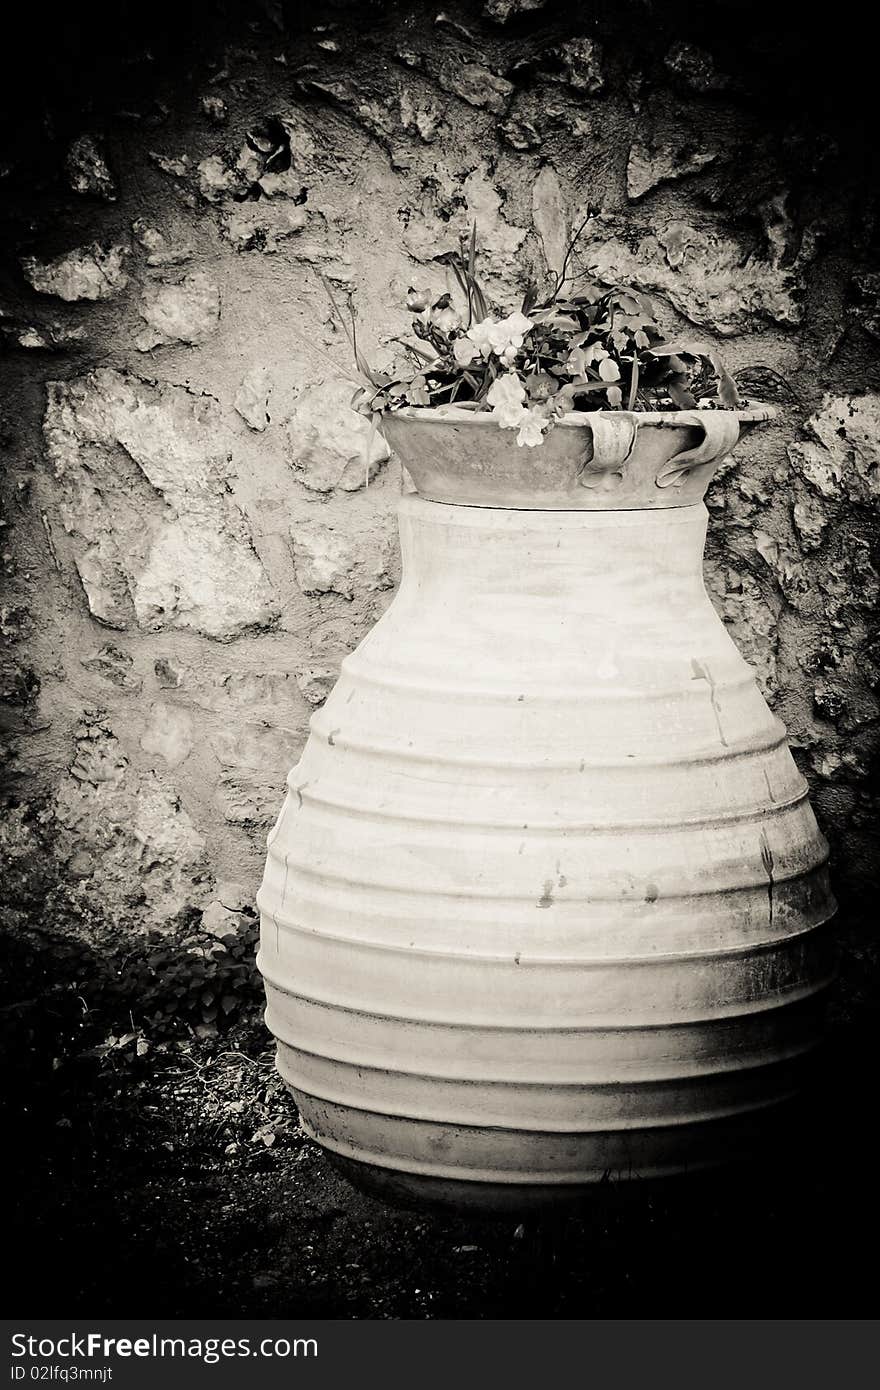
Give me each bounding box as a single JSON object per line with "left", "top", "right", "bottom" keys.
{"left": 406, "top": 287, "right": 430, "bottom": 313}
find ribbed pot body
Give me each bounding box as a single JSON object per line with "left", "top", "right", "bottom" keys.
{"left": 258, "top": 486, "right": 835, "bottom": 1203}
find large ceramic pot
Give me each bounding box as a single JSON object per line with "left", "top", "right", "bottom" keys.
{"left": 257, "top": 404, "right": 835, "bottom": 1209}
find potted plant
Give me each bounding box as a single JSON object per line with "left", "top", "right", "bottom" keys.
{"left": 324, "top": 219, "right": 775, "bottom": 506}
{"left": 257, "top": 226, "right": 835, "bottom": 1208}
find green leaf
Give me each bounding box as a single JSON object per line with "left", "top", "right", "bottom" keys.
{"left": 648, "top": 339, "right": 712, "bottom": 359}
{"left": 521, "top": 281, "right": 539, "bottom": 315}
{"left": 627, "top": 354, "right": 640, "bottom": 412}
{"left": 392, "top": 337, "right": 437, "bottom": 363}
{"left": 708, "top": 351, "right": 741, "bottom": 408}
{"left": 668, "top": 380, "right": 698, "bottom": 409}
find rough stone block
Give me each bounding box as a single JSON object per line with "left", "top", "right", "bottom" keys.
{"left": 140, "top": 700, "right": 196, "bottom": 766}
{"left": 132, "top": 220, "right": 194, "bottom": 267}
{"left": 788, "top": 394, "right": 880, "bottom": 508}
{"left": 583, "top": 216, "right": 804, "bottom": 334}
{"left": 21, "top": 243, "right": 128, "bottom": 302}
{"left": 292, "top": 513, "right": 397, "bottom": 600}
{"left": 136, "top": 271, "right": 220, "bottom": 350}
{"left": 81, "top": 644, "right": 143, "bottom": 692}
{"left": 234, "top": 367, "right": 273, "bottom": 431}
{"left": 65, "top": 135, "right": 117, "bottom": 200}
{"left": 626, "top": 141, "right": 718, "bottom": 201}
{"left": 286, "top": 380, "right": 390, "bottom": 492}
{"left": 44, "top": 369, "right": 278, "bottom": 639}
{"left": 53, "top": 714, "right": 208, "bottom": 925}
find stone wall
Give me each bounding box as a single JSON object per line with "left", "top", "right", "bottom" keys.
{"left": 2, "top": 0, "right": 878, "bottom": 940}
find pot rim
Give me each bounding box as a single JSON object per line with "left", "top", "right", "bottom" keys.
{"left": 384, "top": 401, "right": 777, "bottom": 429}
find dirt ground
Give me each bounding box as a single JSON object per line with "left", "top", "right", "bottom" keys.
{"left": 3, "top": 894, "right": 878, "bottom": 1319}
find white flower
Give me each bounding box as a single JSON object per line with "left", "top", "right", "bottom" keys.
{"left": 487, "top": 372, "right": 527, "bottom": 428}
{"left": 466, "top": 317, "right": 498, "bottom": 359}
{"left": 430, "top": 303, "right": 461, "bottom": 333}
{"left": 465, "top": 311, "right": 534, "bottom": 361}
{"left": 452, "top": 336, "right": 480, "bottom": 367}
{"left": 486, "top": 375, "right": 549, "bottom": 446}
{"left": 515, "top": 407, "right": 549, "bottom": 448}
{"left": 598, "top": 356, "right": 621, "bottom": 382}
{"left": 497, "top": 310, "right": 534, "bottom": 346}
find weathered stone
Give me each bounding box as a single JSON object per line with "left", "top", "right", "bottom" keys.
{"left": 53, "top": 713, "right": 208, "bottom": 925}
{"left": 532, "top": 164, "right": 569, "bottom": 278}
{"left": 403, "top": 162, "right": 528, "bottom": 283}
{"left": 217, "top": 772, "right": 287, "bottom": 828}
{"left": 286, "top": 380, "right": 391, "bottom": 492}
{"left": 399, "top": 89, "right": 444, "bottom": 143}
{"left": 204, "top": 671, "right": 302, "bottom": 715}
{"left": 626, "top": 141, "right": 718, "bottom": 201}
{"left": 154, "top": 657, "right": 186, "bottom": 688}
{"left": 812, "top": 784, "right": 858, "bottom": 831}
{"left": 6, "top": 320, "right": 87, "bottom": 351}
{"left": 434, "top": 9, "right": 476, "bottom": 40}
{"left": 149, "top": 150, "right": 191, "bottom": 178}
{"left": 395, "top": 48, "right": 425, "bottom": 71}
{"left": 81, "top": 644, "right": 142, "bottom": 692}
{"left": 296, "top": 666, "right": 337, "bottom": 705}
{"left": 788, "top": 394, "right": 880, "bottom": 508}
{"left": 70, "top": 533, "right": 137, "bottom": 628}
{"left": 21, "top": 243, "right": 128, "bottom": 302}
{"left": 132, "top": 219, "right": 193, "bottom": 267}
{"left": 0, "top": 661, "right": 41, "bottom": 706}
{"left": 65, "top": 135, "right": 117, "bottom": 199}
{"left": 155, "top": 667, "right": 307, "bottom": 729}
{"left": 753, "top": 539, "right": 818, "bottom": 616}
{"left": 813, "top": 682, "right": 848, "bottom": 726}
{"left": 436, "top": 59, "right": 513, "bottom": 113}
{"left": 0, "top": 605, "right": 35, "bottom": 645}
{"left": 195, "top": 131, "right": 292, "bottom": 207}
{"left": 307, "top": 615, "right": 365, "bottom": 658}
{"left": 554, "top": 37, "right": 604, "bottom": 94}
{"left": 234, "top": 367, "right": 273, "bottom": 431}
{"left": 582, "top": 215, "right": 804, "bottom": 334}
{"left": 498, "top": 114, "right": 542, "bottom": 150}
{"left": 279, "top": 115, "right": 318, "bottom": 171}
{"left": 850, "top": 271, "right": 880, "bottom": 339}
{"left": 219, "top": 200, "right": 307, "bottom": 252}
{"left": 200, "top": 94, "right": 229, "bottom": 125}
{"left": 257, "top": 168, "right": 307, "bottom": 199}
{"left": 135, "top": 271, "right": 220, "bottom": 350}
{"left": 44, "top": 369, "right": 279, "bottom": 639}
{"left": 209, "top": 879, "right": 255, "bottom": 914}
{"left": 201, "top": 898, "right": 241, "bottom": 937}
{"left": 140, "top": 700, "right": 195, "bottom": 766}
{"left": 483, "top": 0, "right": 547, "bottom": 20}
{"left": 292, "top": 514, "right": 397, "bottom": 600}
{"left": 792, "top": 493, "right": 830, "bottom": 552}
{"left": 211, "top": 719, "right": 303, "bottom": 771}
{"left": 824, "top": 537, "right": 880, "bottom": 616}
{"left": 705, "top": 559, "right": 779, "bottom": 698}
{"left": 195, "top": 154, "right": 244, "bottom": 202}
{"left": 664, "top": 41, "right": 729, "bottom": 93}
{"left": 807, "top": 745, "right": 871, "bottom": 782}
{"left": 201, "top": 884, "right": 255, "bottom": 938}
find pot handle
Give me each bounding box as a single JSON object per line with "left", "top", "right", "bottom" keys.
{"left": 578, "top": 414, "right": 639, "bottom": 489}
{"left": 655, "top": 412, "right": 741, "bottom": 489}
